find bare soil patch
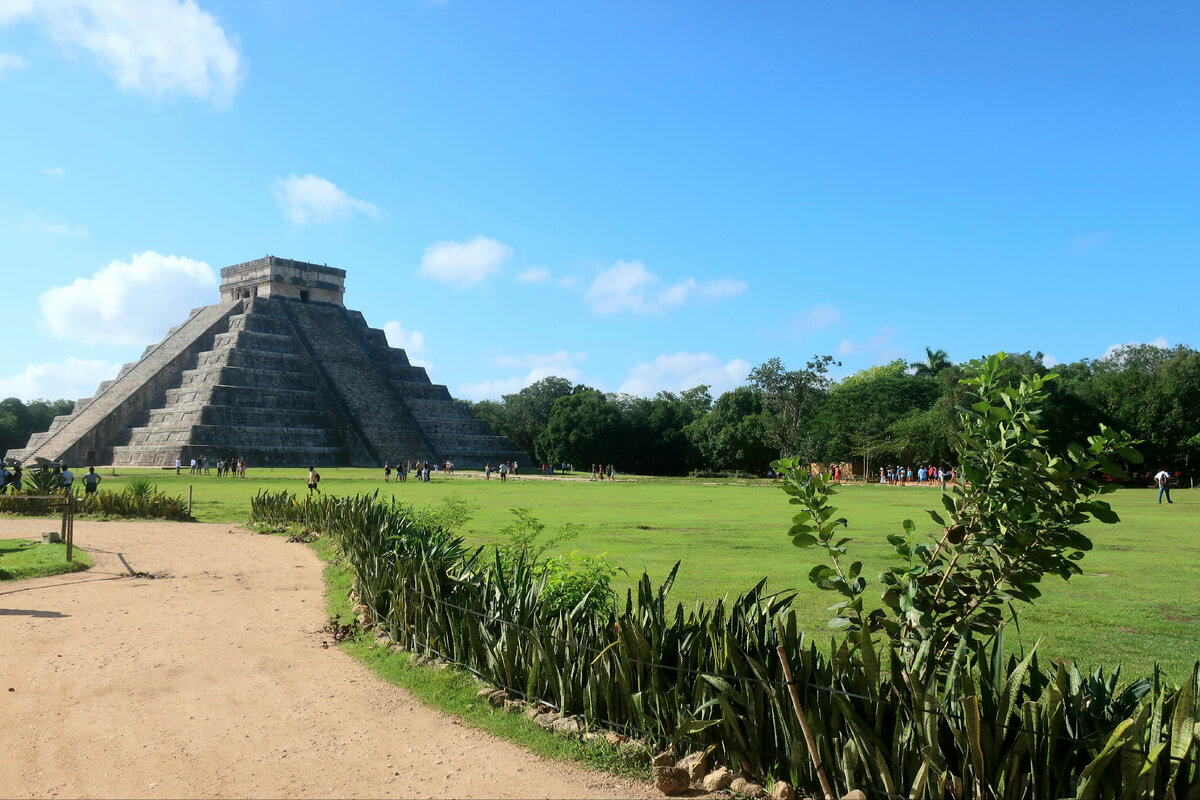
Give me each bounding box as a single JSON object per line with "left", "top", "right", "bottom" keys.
{"left": 0, "top": 518, "right": 651, "bottom": 799}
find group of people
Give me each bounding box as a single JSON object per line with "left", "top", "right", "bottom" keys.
{"left": 879, "top": 465, "right": 955, "bottom": 486}
{"left": 484, "top": 461, "right": 519, "bottom": 481}
{"left": 175, "top": 456, "right": 247, "bottom": 478}
{"left": 0, "top": 462, "right": 103, "bottom": 494}
{"left": 383, "top": 459, "right": 449, "bottom": 484}
{"left": 591, "top": 464, "right": 616, "bottom": 481}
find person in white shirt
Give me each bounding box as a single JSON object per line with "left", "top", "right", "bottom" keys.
{"left": 1154, "top": 469, "right": 1173, "bottom": 504}
{"left": 60, "top": 466, "right": 74, "bottom": 492}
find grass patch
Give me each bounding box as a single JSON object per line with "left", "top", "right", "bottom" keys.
{"left": 0, "top": 538, "right": 93, "bottom": 581}
{"left": 306, "top": 529, "right": 650, "bottom": 778}
{"left": 96, "top": 466, "right": 1200, "bottom": 682}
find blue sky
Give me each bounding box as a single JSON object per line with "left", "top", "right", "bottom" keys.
{"left": 1, "top": 1, "right": 1196, "bottom": 404}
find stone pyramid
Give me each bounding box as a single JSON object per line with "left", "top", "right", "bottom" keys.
{"left": 10, "top": 256, "right": 524, "bottom": 469}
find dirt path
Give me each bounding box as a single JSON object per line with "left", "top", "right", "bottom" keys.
{"left": 0, "top": 519, "right": 653, "bottom": 799}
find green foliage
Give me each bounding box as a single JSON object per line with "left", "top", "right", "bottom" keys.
{"left": 24, "top": 466, "right": 66, "bottom": 494}
{"left": 684, "top": 386, "right": 776, "bottom": 474}
{"left": 255, "top": 486, "right": 1200, "bottom": 797}
{"left": 777, "top": 352, "right": 1144, "bottom": 673}
{"left": 537, "top": 552, "right": 622, "bottom": 614}
{"left": 494, "top": 507, "right": 580, "bottom": 568}
{"left": 0, "top": 396, "right": 74, "bottom": 454}
{"left": 748, "top": 354, "right": 838, "bottom": 458}
{"left": 77, "top": 482, "right": 191, "bottom": 520}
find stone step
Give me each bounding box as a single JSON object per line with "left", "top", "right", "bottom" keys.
{"left": 226, "top": 313, "right": 291, "bottom": 336}
{"left": 193, "top": 347, "right": 302, "bottom": 372}
{"left": 124, "top": 424, "right": 341, "bottom": 448}
{"left": 179, "top": 365, "right": 311, "bottom": 391}
{"left": 212, "top": 329, "right": 297, "bottom": 354}
{"left": 147, "top": 404, "right": 331, "bottom": 429}
{"left": 164, "top": 384, "right": 324, "bottom": 409}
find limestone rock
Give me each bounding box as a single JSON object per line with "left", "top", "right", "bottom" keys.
{"left": 533, "top": 711, "right": 561, "bottom": 729}
{"left": 603, "top": 731, "right": 628, "bottom": 746}
{"left": 652, "top": 750, "right": 676, "bottom": 768}
{"left": 771, "top": 780, "right": 795, "bottom": 800}
{"left": 487, "top": 690, "right": 509, "bottom": 707}
{"left": 653, "top": 766, "right": 691, "bottom": 796}
{"left": 550, "top": 716, "right": 584, "bottom": 735}
{"left": 503, "top": 699, "right": 525, "bottom": 714}
{"left": 523, "top": 706, "right": 542, "bottom": 719}
{"left": 475, "top": 686, "right": 495, "bottom": 699}
{"left": 702, "top": 767, "right": 733, "bottom": 791}
{"left": 677, "top": 750, "right": 708, "bottom": 782}
{"left": 731, "top": 777, "right": 767, "bottom": 798}
{"left": 841, "top": 792, "right": 867, "bottom": 800}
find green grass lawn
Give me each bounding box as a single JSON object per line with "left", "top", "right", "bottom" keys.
{"left": 0, "top": 538, "right": 93, "bottom": 580}
{"left": 93, "top": 466, "right": 1200, "bottom": 682}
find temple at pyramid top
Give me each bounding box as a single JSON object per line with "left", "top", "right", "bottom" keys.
{"left": 219, "top": 255, "right": 347, "bottom": 306}
{"left": 7, "top": 256, "right": 524, "bottom": 469}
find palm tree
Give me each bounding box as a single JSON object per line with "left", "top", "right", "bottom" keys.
{"left": 911, "top": 347, "right": 951, "bottom": 378}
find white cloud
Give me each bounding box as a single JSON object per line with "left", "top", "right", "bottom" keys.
{"left": 0, "top": 53, "right": 28, "bottom": 75}
{"left": 382, "top": 320, "right": 432, "bottom": 371}
{"left": 275, "top": 174, "right": 380, "bottom": 226}
{"left": 1102, "top": 337, "right": 1169, "bottom": 360}
{"left": 585, "top": 260, "right": 746, "bottom": 315}
{"left": 0, "top": 0, "right": 241, "bottom": 105}
{"left": 44, "top": 166, "right": 64, "bottom": 176}
{"left": 788, "top": 304, "right": 841, "bottom": 336}
{"left": 516, "top": 266, "right": 550, "bottom": 284}
{"left": 39, "top": 251, "right": 218, "bottom": 345}
{"left": 457, "top": 350, "right": 586, "bottom": 401}
{"left": 419, "top": 236, "right": 511, "bottom": 288}
{"left": 1042, "top": 354, "right": 1061, "bottom": 368}
{"left": 1070, "top": 231, "right": 1107, "bottom": 256}
{"left": 619, "top": 352, "right": 750, "bottom": 397}
{"left": 0, "top": 357, "right": 121, "bottom": 402}
{"left": 837, "top": 325, "right": 903, "bottom": 362}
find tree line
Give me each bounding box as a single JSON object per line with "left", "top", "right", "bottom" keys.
{"left": 469, "top": 343, "right": 1200, "bottom": 478}
{"left": 0, "top": 398, "right": 75, "bottom": 457}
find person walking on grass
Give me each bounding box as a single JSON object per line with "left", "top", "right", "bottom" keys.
{"left": 307, "top": 466, "right": 321, "bottom": 496}
{"left": 1155, "top": 468, "right": 1173, "bottom": 504}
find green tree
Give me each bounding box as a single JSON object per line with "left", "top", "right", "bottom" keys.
{"left": 685, "top": 386, "right": 776, "bottom": 473}
{"left": 535, "top": 390, "right": 623, "bottom": 467}
{"left": 808, "top": 360, "right": 941, "bottom": 468}
{"left": 747, "top": 355, "right": 837, "bottom": 458}
{"left": 909, "top": 346, "right": 952, "bottom": 378}
{"left": 469, "top": 377, "right": 583, "bottom": 460}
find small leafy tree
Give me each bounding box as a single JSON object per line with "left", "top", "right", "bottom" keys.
{"left": 776, "top": 352, "right": 1142, "bottom": 674}
{"left": 492, "top": 507, "right": 622, "bottom": 614}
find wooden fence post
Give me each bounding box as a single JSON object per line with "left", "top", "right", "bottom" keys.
{"left": 65, "top": 494, "right": 74, "bottom": 562}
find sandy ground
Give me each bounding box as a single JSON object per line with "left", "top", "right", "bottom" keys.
{"left": 0, "top": 518, "right": 654, "bottom": 799}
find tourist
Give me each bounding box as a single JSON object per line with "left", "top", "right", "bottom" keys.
{"left": 60, "top": 464, "right": 74, "bottom": 492}
{"left": 307, "top": 466, "right": 321, "bottom": 496}
{"left": 485, "top": 463, "right": 491, "bottom": 480}
{"left": 175, "top": 457, "right": 182, "bottom": 475}
{"left": 83, "top": 467, "right": 102, "bottom": 495}
{"left": 0, "top": 464, "right": 9, "bottom": 494}
{"left": 1155, "top": 468, "right": 1174, "bottom": 504}
{"left": 499, "top": 462, "right": 508, "bottom": 482}
{"left": 384, "top": 462, "right": 392, "bottom": 482}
